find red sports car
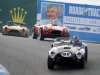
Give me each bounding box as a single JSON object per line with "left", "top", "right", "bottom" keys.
{"left": 32, "top": 23, "right": 69, "bottom": 40}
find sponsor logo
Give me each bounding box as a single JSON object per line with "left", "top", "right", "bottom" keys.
{"left": 10, "top": 7, "right": 27, "bottom": 23}
{"left": 93, "top": 28, "right": 100, "bottom": 32}
{"left": 66, "top": 26, "right": 77, "bottom": 30}
{"left": 78, "top": 27, "right": 91, "bottom": 31}
{"left": 69, "top": 6, "right": 100, "bottom": 17}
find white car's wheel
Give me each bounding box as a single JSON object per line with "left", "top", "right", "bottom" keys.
{"left": 78, "top": 57, "right": 85, "bottom": 69}
{"left": 85, "top": 46, "right": 88, "bottom": 62}
{"left": 2, "top": 32, "right": 4, "bottom": 35}
{"left": 47, "top": 56, "right": 54, "bottom": 70}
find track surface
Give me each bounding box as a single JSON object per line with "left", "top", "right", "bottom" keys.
{"left": 0, "top": 33, "right": 100, "bottom": 75}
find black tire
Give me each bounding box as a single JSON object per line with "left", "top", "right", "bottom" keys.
{"left": 25, "top": 32, "right": 29, "bottom": 38}
{"left": 47, "top": 56, "right": 54, "bottom": 70}
{"left": 78, "top": 57, "right": 85, "bottom": 69}
{"left": 85, "top": 46, "right": 88, "bottom": 62}
{"left": 68, "top": 33, "right": 70, "bottom": 37}
{"left": 2, "top": 32, "right": 4, "bottom": 35}
{"left": 39, "top": 29, "right": 44, "bottom": 40}
{"left": 2, "top": 30, "right": 4, "bottom": 35}
{"left": 32, "top": 28, "right": 37, "bottom": 39}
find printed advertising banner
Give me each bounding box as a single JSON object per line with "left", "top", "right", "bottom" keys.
{"left": 37, "top": 0, "right": 100, "bottom": 42}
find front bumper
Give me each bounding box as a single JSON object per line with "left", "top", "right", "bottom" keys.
{"left": 53, "top": 53, "right": 77, "bottom": 65}
{"left": 3, "top": 29, "right": 26, "bottom": 36}
{"left": 43, "top": 30, "right": 69, "bottom": 38}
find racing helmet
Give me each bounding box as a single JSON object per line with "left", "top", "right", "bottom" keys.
{"left": 72, "top": 35, "right": 79, "bottom": 44}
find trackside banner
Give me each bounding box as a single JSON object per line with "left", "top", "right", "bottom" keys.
{"left": 37, "top": 0, "right": 100, "bottom": 42}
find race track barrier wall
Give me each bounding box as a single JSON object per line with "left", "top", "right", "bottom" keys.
{"left": 37, "top": 0, "right": 100, "bottom": 42}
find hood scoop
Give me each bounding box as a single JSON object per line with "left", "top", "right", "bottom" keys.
{"left": 64, "top": 47, "right": 71, "bottom": 49}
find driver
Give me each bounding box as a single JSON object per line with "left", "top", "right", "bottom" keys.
{"left": 71, "top": 35, "right": 82, "bottom": 47}
{"left": 50, "top": 20, "right": 62, "bottom": 26}
{"left": 20, "top": 23, "right": 24, "bottom": 26}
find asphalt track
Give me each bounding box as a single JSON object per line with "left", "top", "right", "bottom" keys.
{"left": 0, "top": 33, "right": 100, "bottom": 75}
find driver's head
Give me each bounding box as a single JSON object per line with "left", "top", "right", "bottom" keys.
{"left": 72, "top": 36, "right": 79, "bottom": 44}
{"left": 20, "top": 23, "right": 23, "bottom": 26}
{"left": 50, "top": 20, "right": 57, "bottom": 24}
{"left": 50, "top": 20, "right": 58, "bottom": 26}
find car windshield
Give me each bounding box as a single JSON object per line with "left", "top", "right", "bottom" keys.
{"left": 54, "top": 37, "right": 71, "bottom": 46}
{"left": 51, "top": 20, "right": 57, "bottom": 25}
{"left": 7, "top": 22, "right": 26, "bottom": 27}
{"left": 54, "top": 37, "right": 69, "bottom": 42}
{"left": 40, "top": 20, "right": 59, "bottom": 26}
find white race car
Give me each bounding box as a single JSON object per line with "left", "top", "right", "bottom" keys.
{"left": 47, "top": 37, "right": 88, "bottom": 70}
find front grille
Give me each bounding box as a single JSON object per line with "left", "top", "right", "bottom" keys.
{"left": 56, "top": 53, "right": 62, "bottom": 57}
{"left": 64, "top": 47, "right": 71, "bottom": 49}
{"left": 55, "top": 53, "right": 76, "bottom": 59}
{"left": 55, "top": 53, "right": 76, "bottom": 65}
{"left": 9, "top": 30, "right": 19, "bottom": 33}
{"left": 58, "top": 57, "right": 74, "bottom": 63}
{"left": 51, "top": 30, "right": 61, "bottom": 35}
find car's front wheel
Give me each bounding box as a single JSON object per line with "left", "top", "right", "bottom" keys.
{"left": 85, "top": 46, "right": 88, "bottom": 62}
{"left": 2, "top": 30, "right": 5, "bottom": 35}
{"left": 68, "top": 33, "right": 70, "bottom": 37}
{"left": 32, "top": 28, "right": 37, "bottom": 39}
{"left": 38, "top": 29, "right": 44, "bottom": 40}
{"left": 25, "top": 32, "right": 29, "bottom": 38}
{"left": 47, "top": 56, "right": 54, "bottom": 70}
{"left": 78, "top": 57, "right": 85, "bottom": 69}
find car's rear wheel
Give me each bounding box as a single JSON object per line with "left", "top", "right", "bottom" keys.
{"left": 85, "top": 46, "right": 88, "bottom": 62}
{"left": 38, "top": 29, "right": 44, "bottom": 40}
{"left": 32, "top": 28, "right": 37, "bottom": 39}
{"left": 47, "top": 56, "right": 54, "bottom": 70}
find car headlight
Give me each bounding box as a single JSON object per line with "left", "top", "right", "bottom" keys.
{"left": 44, "top": 26, "right": 49, "bottom": 31}
{"left": 61, "top": 52, "right": 71, "bottom": 57}
{"left": 64, "top": 28, "right": 68, "bottom": 33}
{"left": 22, "top": 28, "right": 25, "bottom": 31}
{"left": 76, "top": 52, "right": 82, "bottom": 59}
{"left": 50, "top": 51, "right": 56, "bottom": 58}
{"left": 5, "top": 27, "right": 8, "bottom": 30}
